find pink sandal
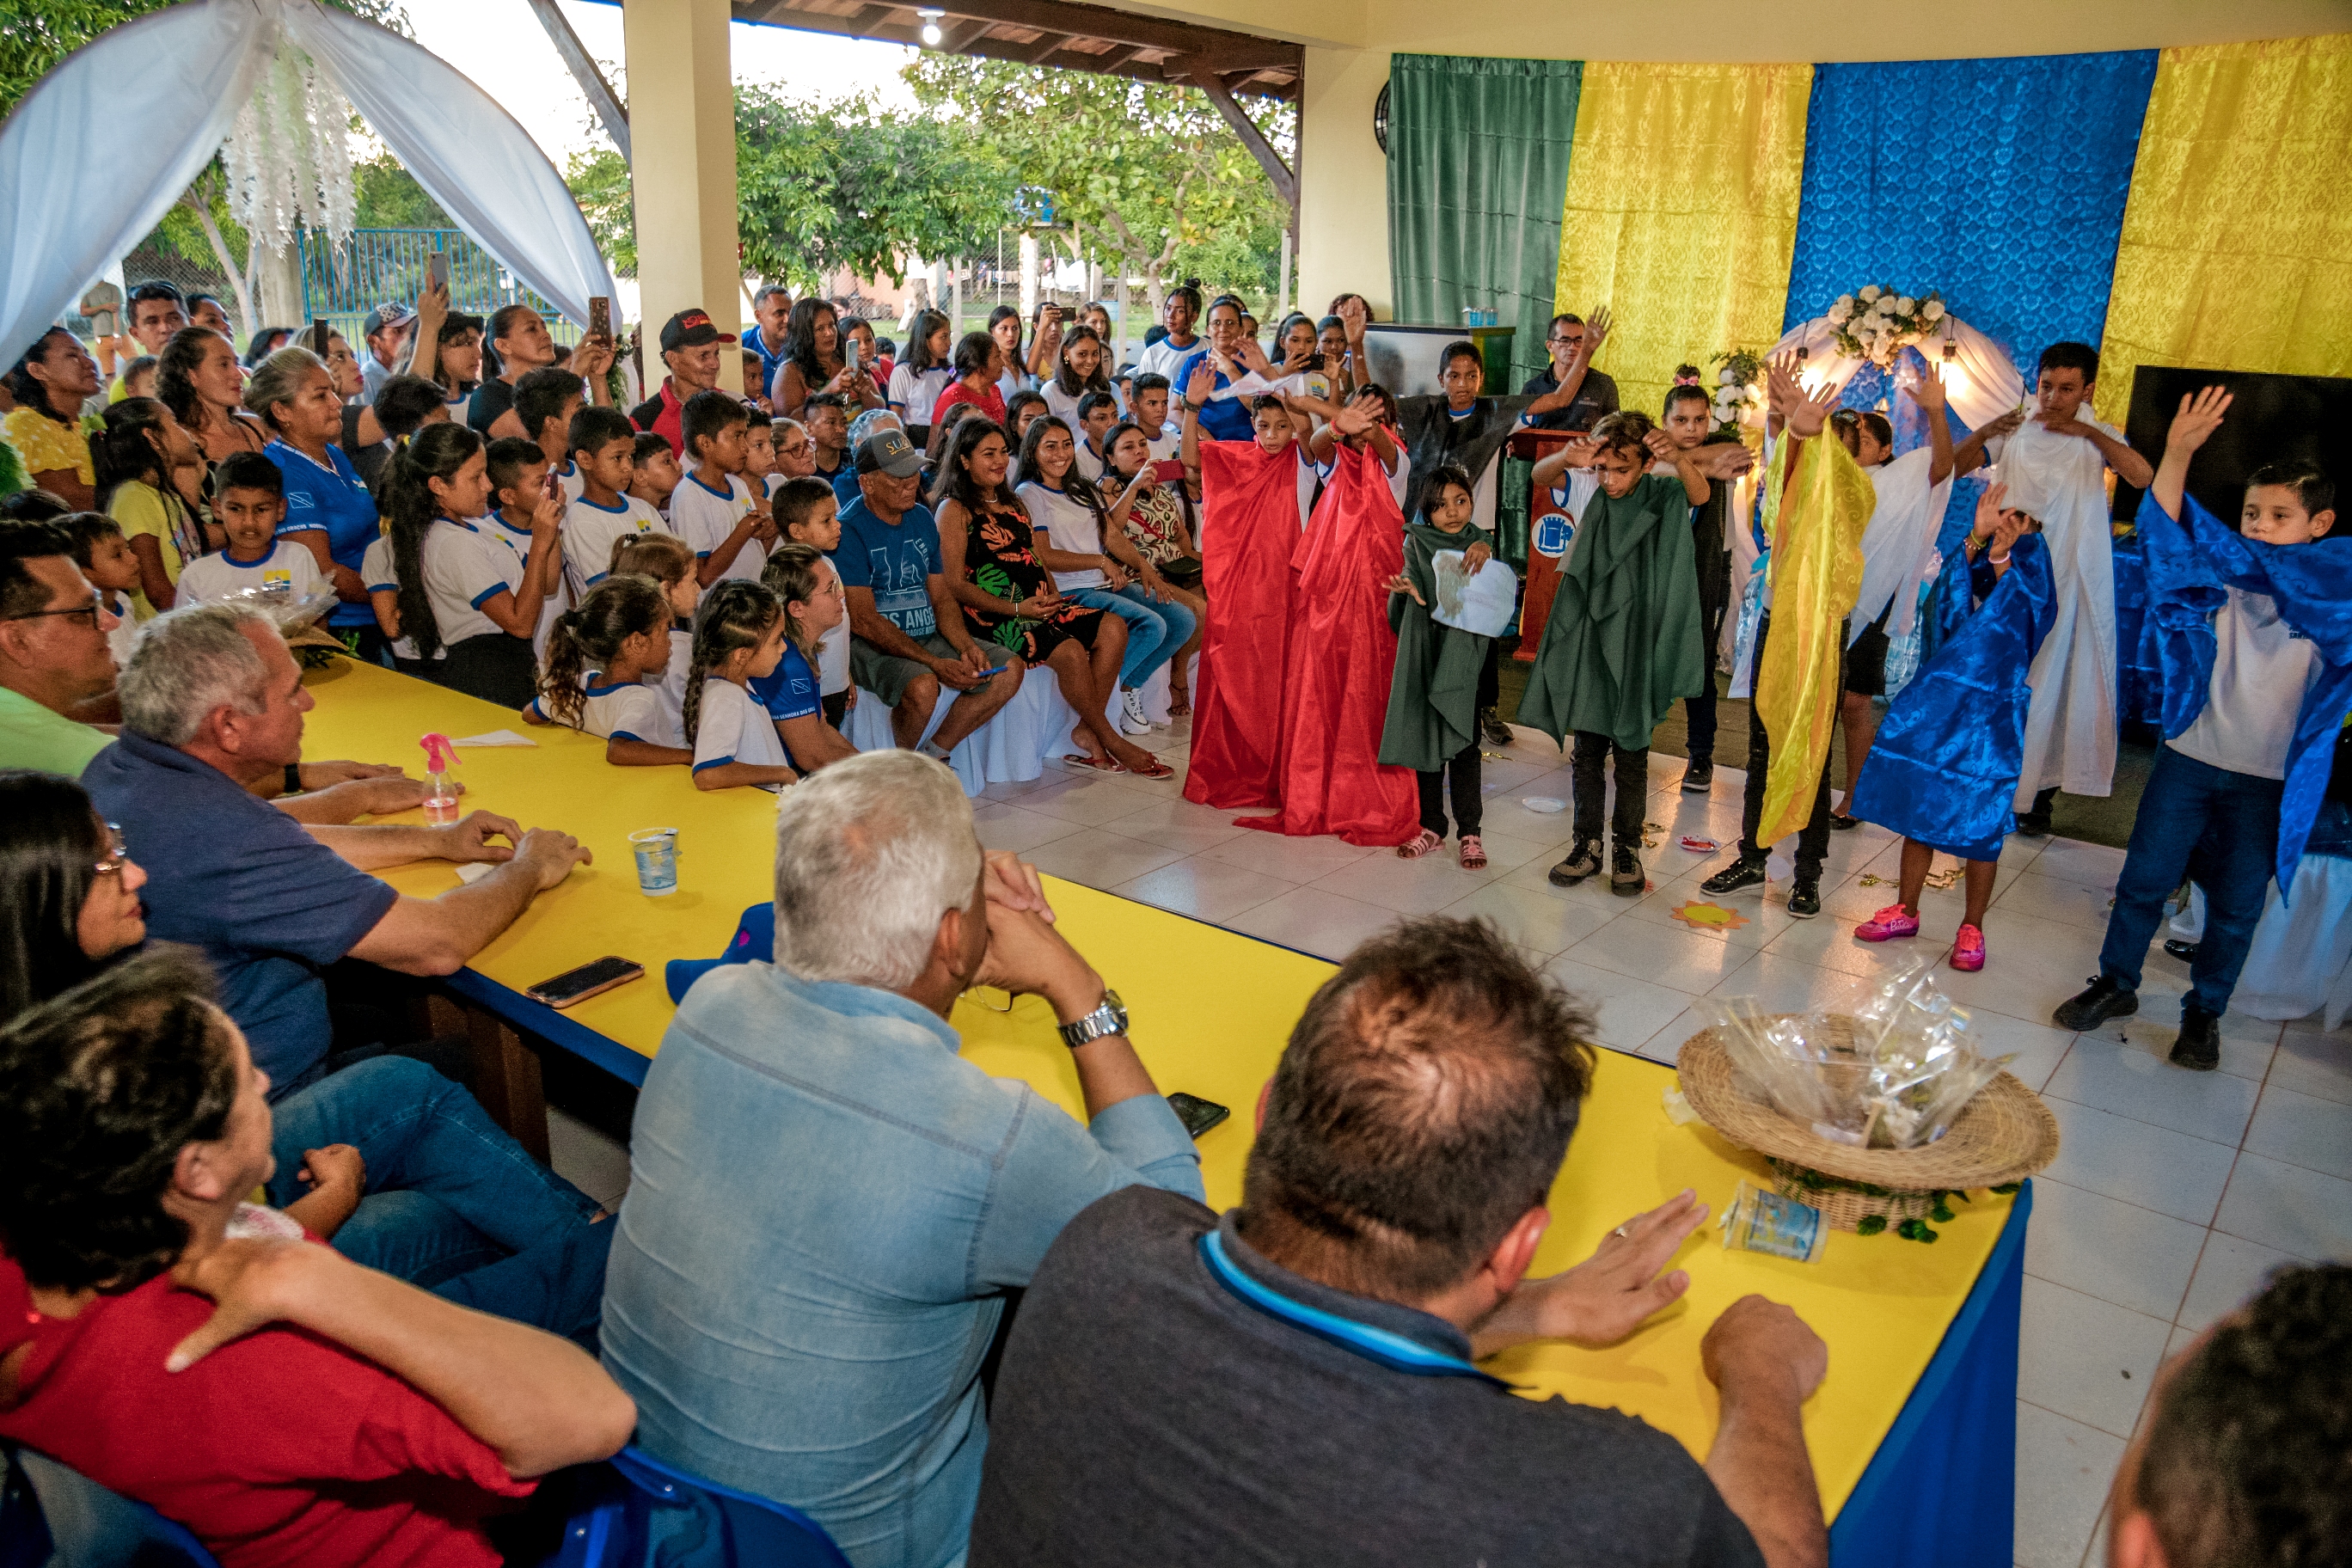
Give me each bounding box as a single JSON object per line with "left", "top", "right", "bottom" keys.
{"left": 1458, "top": 834, "right": 1487, "bottom": 870}
{"left": 1397, "top": 830, "right": 1442, "bottom": 859}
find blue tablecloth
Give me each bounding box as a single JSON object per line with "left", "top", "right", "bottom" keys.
{"left": 1828, "top": 1181, "right": 2032, "bottom": 1567}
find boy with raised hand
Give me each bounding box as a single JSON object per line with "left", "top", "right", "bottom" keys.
{"left": 511, "top": 366, "right": 589, "bottom": 503}
{"left": 562, "top": 405, "right": 671, "bottom": 597}
{"left": 1521, "top": 412, "right": 1715, "bottom": 896}
{"left": 481, "top": 437, "right": 572, "bottom": 658}
{"left": 670, "top": 391, "right": 776, "bottom": 587}
{"left": 1956, "top": 341, "right": 2154, "bottom": 836}
{"left": 1658, "top": 383, "right": 1758, "bottom": 793}
{"left": 2055, "top": 386, "right": 2350, "bottom": 1069}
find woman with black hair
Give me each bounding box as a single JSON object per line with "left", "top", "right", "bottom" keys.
{"left": 381, "top": 423, "right": 560, "bottom": 705}
{"left": 94, "top": 397, "right": 213, "bottom": 615}
{"left": 772, "top": 297, "right": 881, "bottom": 420}
{"left": 242, "top": 326, "right": 295, "bottom": 368}
{"left": 1136, "top": 283, "right": 1204, "bottom": 384}
{"left": 2, "top": 328, "right": 100, "bottom": 510}
{"left": 0, "top": 768, "right": 618, "bottom": 1336}
{"left": 929, "top": 332, "right": 1011, "bottom": 456}
{"left": 1041, "top": 325, "right": 1118, "bottom": 429}
{"left": 158, "top": 326, "right": 268, "bottom": 469}
{"left": 888, "top": 308, "right": 955, "bottom": 448}
{"left": 930, "top": 417, "right": 1168, "bottom": 778}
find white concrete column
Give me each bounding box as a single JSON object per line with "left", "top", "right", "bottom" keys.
{"left": 621, "top": 0, "right": 743, "bottom": 393}
{"left": 1297, "top": 44, "right": 1393, "bottom": 322}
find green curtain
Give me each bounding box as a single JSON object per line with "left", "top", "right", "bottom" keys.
{"left": 1387, "top": 53, "right": 1581, "bottom": 568}
{"left": 1387, "top": 53, "right": 1583, "bottom": 390}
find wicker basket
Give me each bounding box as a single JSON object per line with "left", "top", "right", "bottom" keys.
{"left": 1677, "top": 1014, "right": 2060, "bottom": 1232}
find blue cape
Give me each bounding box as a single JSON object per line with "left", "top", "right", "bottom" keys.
{"left": 2136, "top": 490, "right": 2352, "bottom": 897}
{"left": 1850, "top": 535, "right": 2055, "bottom": 861}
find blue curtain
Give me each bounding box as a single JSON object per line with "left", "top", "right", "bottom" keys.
{"left": 1784, "top": 52, "right": 2159, "bottom": 551}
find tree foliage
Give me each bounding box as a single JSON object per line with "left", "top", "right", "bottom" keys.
{"left": 567, "top": 86, "right": 1015, "bottom": 291}
{"left": 902, "top": 57, "right": 1292, "bottom": 313}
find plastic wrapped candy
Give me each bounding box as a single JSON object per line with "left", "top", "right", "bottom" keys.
{"left": 1699, "top": 956, "right": 2014, "bottom": 1150}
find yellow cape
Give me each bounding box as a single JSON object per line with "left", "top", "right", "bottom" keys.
{"left": 1755, "top": 433, "right": 1872, "bottom": 845}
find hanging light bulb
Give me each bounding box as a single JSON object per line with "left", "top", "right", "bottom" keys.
{"left": 918, "top": 8, "right": 945, "bottom": 45}
{"left": 1940, "top": 328, "right": 1967, "bottom": 401}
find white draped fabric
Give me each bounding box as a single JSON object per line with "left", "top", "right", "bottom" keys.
{"left": 842, "top": 654, "right": 1197, "bottom": 798}
{"left": 1991, "top": 413, "right": 2123, "bottom": 803}
{"left": 0, "top": 0, "right": 615, "bottom": 372}
{"left": 1766, "top": 315, "right": 2025, "bottom": 431}
{"left": 1848, "top": 446, "right": 1954, "bottom": 646}
{"left": 2172, "top": 860, "right": 2352, "bottom": 1031}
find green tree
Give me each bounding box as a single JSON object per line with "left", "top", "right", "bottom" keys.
{"left": 903, "top": 57, "right": 1293, "bottom": 324}
{"left": 566, "top": 86, "right": 1015, "bottom": 293}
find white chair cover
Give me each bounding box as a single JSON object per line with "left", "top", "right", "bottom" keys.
{"left": 2170, "top": 856, "right": 2352, "bottom": 1030}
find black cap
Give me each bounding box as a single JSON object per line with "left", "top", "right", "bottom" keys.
{"left": 659, "top": 309, "right": 737, "bottom": 352}
{"left": 854, "top": 427, "right": 925, "bottom": 478}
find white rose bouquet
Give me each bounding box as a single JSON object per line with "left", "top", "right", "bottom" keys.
{"left": 1829, "top": 286, "right": 1945, "bottom": 367}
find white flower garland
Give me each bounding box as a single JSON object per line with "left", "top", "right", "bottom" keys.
{"left": 1707, "top": 348, "right": 1767, "bottom": 434}
{"left": 1824, "top": 285, "right": 1946, "bottom": 369}
{"left": 222, "top": 43, "right": 357, "bottom": 254}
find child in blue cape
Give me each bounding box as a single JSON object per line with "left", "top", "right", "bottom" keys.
{"left": 2053, "top": 386, "right": 2350, "bottom": 1069}
{"left": 1847, "top": 482, "right": 2054, "bottom": 973}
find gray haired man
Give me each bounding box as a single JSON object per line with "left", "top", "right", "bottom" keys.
{"left": 601, "top": 749, "right": 1202, "bottom": 1568}
{"left": 81, "top": 601, "right": 590, "bottom": 1095}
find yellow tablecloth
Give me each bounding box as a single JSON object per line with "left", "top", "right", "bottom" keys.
{"left": 298, "top": 656, "right": 2011, "bottom": 1517}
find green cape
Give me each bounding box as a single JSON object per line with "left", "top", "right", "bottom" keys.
{"left": 1378, "top": 520, "right": 1493, "bottom": 772}
{"left": 1517, "top": 471, "right": 1704, "bottom": 750}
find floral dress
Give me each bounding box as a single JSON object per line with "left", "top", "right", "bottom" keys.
{"left": 961, "top": 501, "right": 1104, "bottom": 661}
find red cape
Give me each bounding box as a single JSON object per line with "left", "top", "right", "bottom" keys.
{"left": 1183, "top": 440, "right": 1300, "bottom": 809}
{"left": 1234, "top": 444, "right": 1419, "bottom": 846}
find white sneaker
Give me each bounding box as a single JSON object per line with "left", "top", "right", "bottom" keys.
{"left": 1119, "top": 688, "right": 1154, "bottom": 735}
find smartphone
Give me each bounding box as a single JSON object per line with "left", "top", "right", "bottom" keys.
{"left": 843, "top": 337, "right": 861, "bottom": 375}
{"left": 589, "top": 295, "right": 611, "bottom": 340}
{"left": 1167, "top": 1092, "right": 1230, "bottom": 1140}
{"left": 542, "top": 462, "right": 563, "bottom": 503}
{"left": 311, "top": 318, "right": 330, "bottom": 357}
{"left": 428, "top": 250, "right": 450, "bottom": 291}
{"left": 525, "top": 955, "right": 644, "bottom": 1009}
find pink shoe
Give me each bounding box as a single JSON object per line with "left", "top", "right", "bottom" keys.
{"left": 1951, "top": 924, "right": 1986, "bottom": 971}
{"left": 1853, "top": 903, "right": 1920, "bottom": 942}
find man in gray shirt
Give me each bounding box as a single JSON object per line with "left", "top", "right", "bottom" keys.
{"left": 972, "top": 916, "right": 1829, "bottom": 1568}
{"left": 600, "top": 750, "right": 1202, "bottom": 1568}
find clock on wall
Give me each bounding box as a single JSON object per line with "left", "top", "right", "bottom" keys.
{"left": 1374, "top": 81, "right": 1389, "bottom": 153}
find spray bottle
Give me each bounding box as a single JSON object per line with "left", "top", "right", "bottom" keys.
{"left": 420, "top": 733, "right": 461, "bottom": 825}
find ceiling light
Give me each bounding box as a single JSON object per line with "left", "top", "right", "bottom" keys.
{"left": 918, "top": 8, "right": 944, "bottom": 45}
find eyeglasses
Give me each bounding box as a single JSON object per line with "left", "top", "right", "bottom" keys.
{"left": 3, "top": 587, "right": 104, "bottom": 633}
{"left": 95, "top": 823, "right": 130, "bottom": 879}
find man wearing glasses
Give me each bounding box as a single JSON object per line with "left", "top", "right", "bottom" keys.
{"left": 1519, "top": 310, "right": 1620, "bottom": 434}
{"left": 0, "top": 518, "right": 121, "bottom": 775}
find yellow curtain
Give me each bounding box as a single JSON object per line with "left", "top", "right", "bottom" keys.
{"left": 1554, "top": 63, "right": 1811, "bottom": 423}
{"left": 2096, "top": 34, "right": 2352, "bottom": 426}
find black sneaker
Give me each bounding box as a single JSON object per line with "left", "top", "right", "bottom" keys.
{"left": 1479, "top": 707, "right": 1514, "bottom": 749}
{"left": 1701, "top": 856, "right": 1768, "bottom": 897}
{"left": 1547, "top": 840, "right": 1603, "bottom": 886}
{"left": 1611, "top": 846, "right": 1645, "bottom": 897}
{"left": 2054, "top": 975, "right": 2139, "bottom": 1032}
{"left": 1680, "top": 757, "right": 1714, "bottom": 793}
{"left": 2170, "top": 1007, "right": 2220, "bottom": 1071}
{"left": 2163, "top": 939, "right": 2201, "bottom": 963}
{"left": 1786, "top": 879, "right": 1821, "bottom": 919}
{"left": 1828, "top": 813, "right": 1859, "bottom": 831}
{"left": 2017, "top": 809, "right": 2053, "bottom": 837}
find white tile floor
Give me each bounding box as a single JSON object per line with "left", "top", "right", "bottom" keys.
{"left": 546, "top": 715, "right": 2352, "bottom": 1568}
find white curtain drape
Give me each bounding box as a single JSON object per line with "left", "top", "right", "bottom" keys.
{"left": 0, "top": 0, "right": 616, "bottom": 373}
{"left": 1767, "top": 315, "right": 2025, "bottom": 431}
{"left": 0, "top": 1, "right": 275, "bottom": 372}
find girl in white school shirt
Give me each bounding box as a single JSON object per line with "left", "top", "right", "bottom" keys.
{"left": 684, "top": 579, "right": 800, "bottom": 792}
{"left": 610, "top": 531, "right": 701, "bottom": 749}
{"left": 381, "top": 423, "right": 560, "bottom": 707}
{"left": 523, "top": 573, "right": 693, "bottom": 767}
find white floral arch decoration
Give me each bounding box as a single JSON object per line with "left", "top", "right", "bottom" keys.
{"left": 1767, "top": 293, "right": 2025, "bottom": 431}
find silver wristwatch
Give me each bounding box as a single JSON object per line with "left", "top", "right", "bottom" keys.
{"left": 1056, "top": 989, "right": 1129, "bottom": 1050}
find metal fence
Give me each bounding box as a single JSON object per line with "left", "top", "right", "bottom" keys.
{"left": 297, "top": 228, "right": 579, "bottom": 349}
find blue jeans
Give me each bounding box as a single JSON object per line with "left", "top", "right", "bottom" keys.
{"left": 2098, "top": 746, "right": 2283, "bottom": 1018}
{"left": 1067, "top": 584, "right": 1196, "bottom": 689}
{"left": 266, "top": 1057, "right": 615, "bottom": 1338}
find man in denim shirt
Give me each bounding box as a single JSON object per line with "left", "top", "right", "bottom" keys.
{"left": 600, "top": 750, "right": 1203, "bottom": 1568}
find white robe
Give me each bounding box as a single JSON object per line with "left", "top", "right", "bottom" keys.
{"left": 1988, "top": 413, "right": 2122, "bottom": 805}
{"left": 1848, "top": 447, "right": 1953, "bottom": 646}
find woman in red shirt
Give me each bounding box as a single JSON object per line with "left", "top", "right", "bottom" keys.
{"left": 927, "top": 333, "right": 1008, "bottom": 457}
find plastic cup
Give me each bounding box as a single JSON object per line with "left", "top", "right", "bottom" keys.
{"left": 629, "top": 828, "right": 680, "bottom": 897}
{"left": 1719, "top": 1180, "right": 1827, "bottom": 1263}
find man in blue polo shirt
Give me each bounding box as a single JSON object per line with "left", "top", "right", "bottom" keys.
{"left": 83, "top": 603, "right": 591, "bottom": 1098}
{"left": 831, "top": 427, "right": 1023, "bottom": 753}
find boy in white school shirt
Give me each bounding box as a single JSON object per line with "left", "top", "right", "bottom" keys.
{"left": 668, "top": 391, "right": 775, "bottom": 587}
{"left": 481, "top": 437, "right": 571, "bottom": 660}
{"left": 170, "top": 452, "right": 325, "bottom": 606}
{"left": 563, "top": 406, "right": 671, "bottom": 597}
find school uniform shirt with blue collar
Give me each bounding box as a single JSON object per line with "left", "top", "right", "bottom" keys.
{"left": 525, "top": 669, "right": 683, "bottom": 749}
{"left": 692, "top": 677, "right": 793, "bottom": 789}
{"left": 102, "top": 592, "right": 138, "bottom": 668}
{"left": 647, "top": 625, "right": 693, "bottom": 743}
{"left": 563, "top": 493, "right": 671, "bottom": 597}
{"left": 359, "top": 536, "right": 428, "bottom": 662}
{"left": 554, "top": 458, "right": 587, "bottom": 505}
{"left": 173, "top": 538, "right": 326, "bottom": 606}
{"left": 420, "top": 517, "right": 526, "bottom": 651}
{"left": 671, "top": 471, "right": 766, "bottom": 584}
{"left": 746, "top": 641, "right": 824, "bottom": 768}
{"left": 265, "top": 438, "right": 377, "bottom": 628}
{"left": 1017, "top": 481, "right": 1110, "bottom": 593}
{"left": 482, "top": 510, "right": 566, "bottom": 659}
